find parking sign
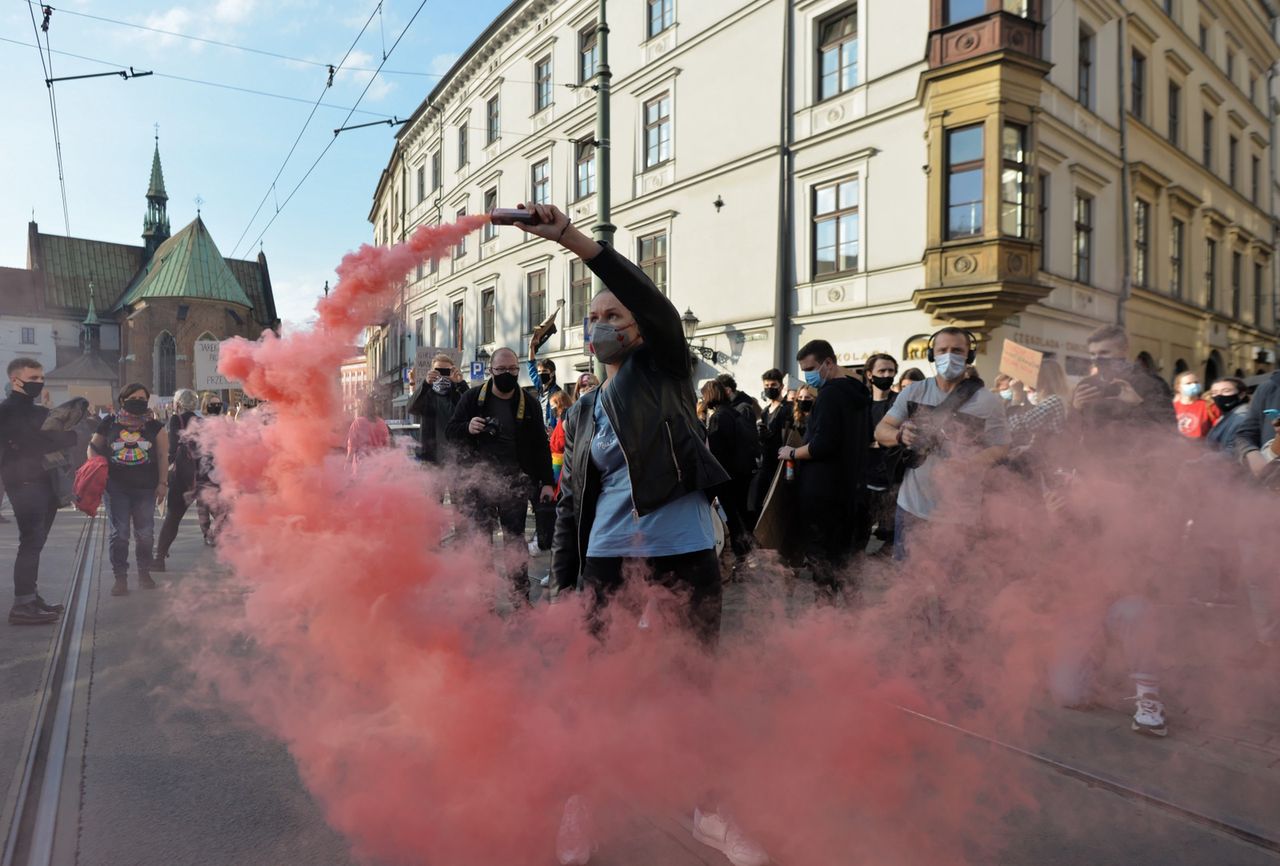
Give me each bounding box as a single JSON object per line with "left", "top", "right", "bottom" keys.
{"left": 470, "top": 361, "right": 485, "bottom": 380}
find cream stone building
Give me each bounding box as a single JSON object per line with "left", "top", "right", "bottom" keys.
{"left": 365, "top": 0, "right": 1279, "bottom": 413}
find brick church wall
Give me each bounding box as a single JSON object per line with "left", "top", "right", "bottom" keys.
{"left": 119, "top": 298, "right": 265, "bottom": 394}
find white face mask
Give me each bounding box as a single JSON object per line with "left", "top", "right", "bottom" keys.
{"left": 934, "top": 353, "right": 966, "bottom": 381}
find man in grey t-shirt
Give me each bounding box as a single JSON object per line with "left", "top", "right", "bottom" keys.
{"left": 874, "top": 328, "right": 1009, "bottom": 559}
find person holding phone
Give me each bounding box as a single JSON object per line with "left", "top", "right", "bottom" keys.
{"left": 409, "top": 352, "right": 469, "bottom": 464}
{"left": 1069, "top": 325, "right": 1175, "bottom": 452}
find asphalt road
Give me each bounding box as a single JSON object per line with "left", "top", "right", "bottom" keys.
{"left": 3, "top": 512, "right": 1277, "bottom": 865}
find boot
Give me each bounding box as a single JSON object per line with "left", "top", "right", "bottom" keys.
{"left": 151, "top": 555, "right": 166, "bottom": 573}
{"left": 138, "top": 571, "right": 158, "bottom": 590}
{"left": 111, "top": 575, "right": 129, "bottom": 596}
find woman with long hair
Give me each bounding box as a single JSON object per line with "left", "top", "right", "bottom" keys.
{"left": 791, "top": 384, "right": 817, "bottom": 437}
{"left": 548, "top": 389, "right": 575, "bottom": 495}
{"left": 90, "top": 384, "right": 167, "bottom": 596}
{"left": 699, "top": 379, "right": 755, "bottom": 559}
{"left": 1008, "top": 358, "right": 1070, "bottom": 445}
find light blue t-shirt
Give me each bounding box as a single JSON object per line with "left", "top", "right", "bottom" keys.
{"left": 586, "top": 396, "right": 715, "bottom": 558}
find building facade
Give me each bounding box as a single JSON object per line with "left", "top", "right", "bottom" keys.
{"left": 340, "top": 353, "right": 373, "bottom": 417}
{"left": 0, "top": 140, "right": 280, "bottom": 407}
{"left": 365, "top": 0, "right": 1279, "bottom": 405}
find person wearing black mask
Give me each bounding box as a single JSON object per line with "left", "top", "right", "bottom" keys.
{"left": 748, "top": 368, "right": 792, "bottom": 521}
{"left": 1206, "top": 377, "right": 1249, "bottom": 458}
{"left": 526, "top": 346, "right": 563, "bottom": 432}
{"left": 154, "top": 389, "right": 203, "bottom": 571}
{"left": 792, "top": 385, "right": 816, "bottom": 437}
{"left": 446, "top": 347, "right": 554, "bottom": 606}
{"left": 409, "top": 353, "right": 468, "bottom": 464}
{"left": 0, "top": 358, "right": 78, "bottom": 624}
{"left": 863, "top": 353, "right": 901, "bottom": 552}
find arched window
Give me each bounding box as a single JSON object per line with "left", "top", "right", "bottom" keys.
{"left": 903, "top": 334, "right": 932, "bottom": 361}
{"left": 1135, "top": 351, "right": 1156, "bottom": 373}
{"left": 1205, "top": 350, "right": 1223, "bottom": 387}
{"left": 155, "top": 331, "right": 177, "bottom": 397}
{"left": 1173, "top": 358, "right": 1189, "bottom": 377}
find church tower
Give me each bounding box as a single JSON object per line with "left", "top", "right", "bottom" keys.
{"left": 141, "top": 134, "right": 171, "bottom": 261}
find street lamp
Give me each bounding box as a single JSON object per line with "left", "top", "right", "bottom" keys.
{"left": 681, "top": 308, "right": 728, "bottom": 366}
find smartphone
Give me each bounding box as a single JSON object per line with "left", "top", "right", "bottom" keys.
{"left": 489, "top": 207, "right": 543, "bottom": 226}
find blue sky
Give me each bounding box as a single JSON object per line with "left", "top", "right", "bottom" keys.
{"left": 1, "top": 0, "right": 511, "bottom": 327}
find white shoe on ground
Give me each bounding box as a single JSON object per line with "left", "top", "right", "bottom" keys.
{"left": 1128, "top": 683, "right": 1167, "bottom": 737}
{"left": 556, "top": 794, "right": 594, "bottom": 865}
{"left": 691, "top": 807, "right": 769, "bottom": 866}
{"left": 528, "top": 539, "right": 543, "bottom": 557}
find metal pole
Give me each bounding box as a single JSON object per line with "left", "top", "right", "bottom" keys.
{"left": 591, "top": 0, "right": 612, "bottom": 382}
{"left": 1116, "top": 14, "right": 1132, "bottom": 329}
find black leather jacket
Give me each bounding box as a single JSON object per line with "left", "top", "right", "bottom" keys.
{"left": 550, "top": 244, "right": 729, "bottom": 590}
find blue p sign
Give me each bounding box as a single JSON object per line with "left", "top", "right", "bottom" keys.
{"left": 470, "top": 361, "right": 485, "bottom": 380}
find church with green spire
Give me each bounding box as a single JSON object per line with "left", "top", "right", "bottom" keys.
{"left": 0, "top": 135, "right": 279, "bottom": 407}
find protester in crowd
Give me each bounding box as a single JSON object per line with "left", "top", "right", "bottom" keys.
{"left": 447, "top": 347, "right": 554, "bottom": 606}
{"left": 896, "top": 367, "right": 926, "bottom": 393}
{"left": 1172, "top": 371, "right": 1215, "bottom": 440}
{"left": 574, "top": 371, "right": 599, "bottom": 398}
{"left": 863, "top": 353, "right": 901, "bottom": 553}
{"left": 526, "top": 344, "right": 563, "bottom": 431}
{"left": 153, "top": 389, "right": 202, "bottom": 571}
{"left": 409, "top": 353, "right": 469, "bottom": 464}
{"left": 1205, "top": 377, "right": 1249, "bottom": 458}
{"left": 792, "top": 385, "right": 816, "bottom": 437}
{"left": 1007, "top": 359, "right": 1070, "bottom": 448}
{"left": 1070, "top": 326, "right": 1175, "bottom": 452}
{"left": 1231, "top": 367, "right": 1280, "bottom": 667}
{"left": 716, "top": 373, "right": 762, "bottom": 425}
{"left": 1, "top": 358, "right": 78, "bottom": 624}
{"left": 775, "top": 339, "right": 871, "bottom": 603}
{"left": 874, "top": 329, "right": 1009, "bottom": 561}
{"left": 992, "top": 372, "right": 1014, "bottom": 404}
{"left": 193, "top": 393, "right": 226, "bottom": 545}
{"left": 514, "top": 204, "right": 763, "bottom": 866}
{"left": 548, "top": 390, "right": 575, "bottom": 495}
{"left": 90, "top": 383, "right": 167, "bottom": 597}
{"left": 748, "top": 368, "right": 792, "bottom": 521}
{"left": 700, "top": 380, "right": 756, "bottom": 560}
{"left": 346, "top": 397, "right": 391, "bottom": 468}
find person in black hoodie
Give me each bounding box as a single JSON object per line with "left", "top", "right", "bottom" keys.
{"left": 747, "top": 368, "right": 792, "bottom": 521}
{"left": 862, "top": 353, "right": 901, "bottom": 552}
{"left": 700, "top": 380, "right": 756, "bottom": 559}
{"left": 776, "top": 339, "right": 872, "bottom": 603}
{"left": 409, "top": 352, "right": 468, "bottom": 464}
{"left": 0, "top": 358, "right": 77, "bottom": 624}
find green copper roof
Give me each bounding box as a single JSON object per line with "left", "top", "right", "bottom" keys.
{"left": 116, "top": 216, "right": 253, "bottom": 310}
{"left": 147, "top": 142, "right": 167, "bottom": 200}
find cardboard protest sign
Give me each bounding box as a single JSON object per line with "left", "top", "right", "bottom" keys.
{"left": 998, "top": 339, "right": 1043, "bottom": 386}
{"left": 194, "top": 340, "right": 242, "bottom": 391}
{"left": 414, "top": 347, "right": 464, "bottom": 384}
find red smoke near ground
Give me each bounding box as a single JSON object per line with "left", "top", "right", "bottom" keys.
{"left": 174, "top": 216, "right": 1276, "bottom": 865}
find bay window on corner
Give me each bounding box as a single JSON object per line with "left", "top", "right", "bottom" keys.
{"left": 1000, "top": 124, "right": 1029, "bottom": 238}
{"left": 946, "top": 124, "right": 984, "bottom": 239}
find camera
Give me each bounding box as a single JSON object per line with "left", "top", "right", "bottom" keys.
{"left": 482, "top": 417, "right": 500, "bottom": 437}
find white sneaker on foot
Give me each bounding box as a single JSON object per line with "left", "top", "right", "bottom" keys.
{"left": 556, "top": 795, "right": 594, "bottom": 865}
{"left": 692, "top": 807, "right": 769, "bottom": 866}
{"left": 1128, "top": 683, "right": 1167, "bottom": 737}
{"left": 528, "top": 539, "right": 543, "bottom": 557}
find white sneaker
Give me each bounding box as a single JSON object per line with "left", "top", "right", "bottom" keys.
{"left": 528, "top": 539, "right": 543, "bottom": 557}
{"left": 1128, "top": 684, "right": 1167, "bottom": 737}
{"left": 691, "top": 807, "right": 769, "bottom": 866}
{"left": 556, "top": 795, "right": 595, "bottom": 865}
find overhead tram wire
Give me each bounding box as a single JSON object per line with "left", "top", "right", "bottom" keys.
{"left": 239, "top": 0, "right": 438, "bottom": 256}
{"left": 228, "top": 1, "right": 384, "bottom": 259}
{"left": 26, "top": 0, "right": 71, "bottom": 235}
{"left": 0, "top": 37, "right": 395, "bottom": 120}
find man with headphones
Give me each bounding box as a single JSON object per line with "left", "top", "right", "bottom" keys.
{"left": 873, "top": 327, "right": 1010, "bottom": 560}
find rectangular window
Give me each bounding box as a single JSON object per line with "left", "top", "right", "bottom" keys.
{"left": 1202, "top": 112, "right": 1214, "bottom": 169}
{"left": 526, "top": 270, "right": 547, "bottom": 333}
{"left": 1227, "top": 49, "right": 1235, "bottom": 83}
{"left": 817, "top": 8, "right": 858, "bottom": 101}
{"left": 416, "top": 261, "right": 424, "bottom": 281}
{"left": 946, "top": 124, "right": 984, "bottom": 239}
{"left": 414, "top": 317, "right": 425, "bottom": 348}
{"left": 1168, "top": 82, "right": 1181, "bottom": 145}
{"left": 482, "top": 188, "right": 498, "bottom": 241}
{"left": 1250, "top": 75, "right": 1258, "bottom": 106}
{"left": 1038, "top": 172, "right": 1050, "bottom": 267}
{"left": 431, "top": 150, "right": 442, "bottom": 191}
{"left": 643, "top": 93, "right": 672, "bottom": 169}
{"left": 1133, "top": 199, "right": 1150, "bottom": 288}
{"left": 416, "top": 166, "right": 426, "bottom": 203}
{"left": 535, "top": 55, "right": 553, "bottom": 112}
{"left": 458, "top": 124, "right": 469, "bottom": 169}
{"left": 1229, "top": 135, "right": 1239, "bottom": 188}
{"left": 20, "top": 327, "right": 34, "bottom": 344}
{"left": 647, "top": 0, "right": 674, "bottom": 38}
{"left": 1000, "top": 124, "right": 1028, "bottom": 238}
{"left": 1199, "top": 23, "right": 1208, "bottom": 53}
{"left": 454, "top": 209, "right": 467, "bottom": 258}
{"left": 1255, "top": 262, "right": 1265, "bottom": 324}
{"left": 812, "top": 177, "right": 860, "bottom": 277}
{"left": 1163, "top": 0, "right": 1173, "bottom": 15}
{"left": 1130, "top": 50, "right": 1145, "bottom": 121}
{"left": 1073, "top": 193, "right": 1093, "bottom": 284}
{"left": 429, "top": 312, "right": 438, "bottom": 347}
{"left": 451, "top": 300, "right": 465, "bottom": 352}
{"left": 428, "top": 251, "right": 438, "bottom": 275}
{"left": 485, "top": 95, "right": 500, "bottom": 145}
{"left": 1206, "top": 238, "right": 1218, "bottom": 309}
{"left": 1078, "top": 28, "right": 1094, "bottom": 109}
{"left": 569, "top": 259, "right": 592, "bottom": 325}
{"left": 1232, "top": 251, "right": 1242, "bottom": 319}
{"left": 579, "top": 23, "right": 598, "bottom": 83}
{"left": 1252, "top": 155, "right": 1261, "bottom": 204}
{"left": 531, "top": 159, "right": 550, "bottom": 205}
{"left": 1170, "top": 218, "right": 1185, "bottom": 298}
{"left": 574, "top": 139, "right": 596, "bottom": 200}
{"left": 945, "top": 0, "right": 986, "bottom": 24}
{"left": 637, "top": 232, "right": 668, "bottom": 295}
{"left": 481, "top": 289, "right": 495, "bottom": 344}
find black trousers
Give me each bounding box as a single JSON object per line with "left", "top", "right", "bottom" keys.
{"left": 464, "top": 488, "right": 531, "bottom": 603}
{"left": 581, "top": 548, "right": 723, "bottom": 648}
{"left": 796, "top": 494, "right": 862, "bottom": 603}
{"left": 10, "top": 477, "right": 58, "bottom": 601}
{"left": 155, "top": 483, "right": 190, "bottom": 560}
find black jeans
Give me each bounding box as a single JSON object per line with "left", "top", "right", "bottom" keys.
{"left": 581, "top": 548, "right": 723, "bottom": 648}
{"left": 797, "top": 495, "right": 861, "bottom": 604}
{"left": 155, "top": 483, "right": 189, "bottom": 560}
{"left": 464, "top": 488, "right": 531, "bottom": 603}
{"left": 10, "top": 477, "right": 58, "bottom": 601}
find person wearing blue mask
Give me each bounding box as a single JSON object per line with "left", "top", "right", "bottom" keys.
{"left": 1172, "top": 371, "right": 1213, "bottom": 440}
{"left": 874, "top": 328, "right": 1010, "bottom": 561}
{"left": 775, "top": 339, "right": 872, "bottom": 602}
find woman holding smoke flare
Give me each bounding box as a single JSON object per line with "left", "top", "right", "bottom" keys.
{"left": 500, "top": 203, "right": 768, "bottom": 866}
